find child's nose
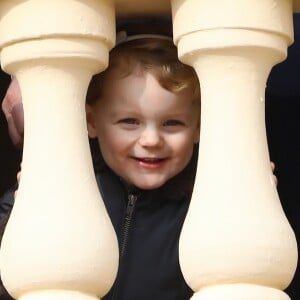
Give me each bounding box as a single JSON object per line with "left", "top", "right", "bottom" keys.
{"left": 139, "top": 127, "right": 162, "bottom": 147}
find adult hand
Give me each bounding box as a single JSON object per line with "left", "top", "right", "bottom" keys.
{"left": 1, "top": 77, "right": 24, "bottom": 148}
{"left": 14, "top": 163, "right": 22, "bottom": 199}
{"left": 271, "top": 161, "right": 278, "bottom": 186}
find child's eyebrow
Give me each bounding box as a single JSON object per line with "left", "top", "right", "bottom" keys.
{"left": 109, "top": 109, "right": 137, "bottom": 117}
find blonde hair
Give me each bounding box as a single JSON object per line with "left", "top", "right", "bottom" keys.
{"left": 86, "top": 38, "right": 200, "bottom": 105}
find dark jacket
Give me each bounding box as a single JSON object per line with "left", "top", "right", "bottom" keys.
{"left": 98, "top": 166, "right": 194, "bottom": 300}
{"left": 0, "top": 149, "right": 197, "bottom": 300}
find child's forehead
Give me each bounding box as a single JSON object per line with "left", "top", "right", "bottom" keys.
{"left": 105, "top": 63, "right": 151, "bottom": 84}
{"left": 107, "top": 60, "right": 146, "bottom": 78}
{"left": 102, "top": 73, "right": 197, "bottom": 106}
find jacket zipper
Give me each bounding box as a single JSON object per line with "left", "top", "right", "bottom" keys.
{"left": 120, "top": 193, "right": 138, "bottom": 257}
{"left": 111, "top": 193, "right": 138, "bottom": 300}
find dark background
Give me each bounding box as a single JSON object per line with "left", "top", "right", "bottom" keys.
{"left": 0, "top": 15, "right": 299, "bottom": 299}
{"left": 265, "top": 14, "right": 300, "bottom": 299}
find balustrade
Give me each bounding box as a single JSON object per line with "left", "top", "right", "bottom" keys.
{"left": 171, "top": 1, "right": 298, "bottom": 299}
{"left": 0, "top": 1, "right": 298, "bottom": 299}
{"left": 0, "top": 1, "right": 118, "bottom": 299}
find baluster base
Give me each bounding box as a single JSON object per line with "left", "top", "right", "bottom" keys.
{"left": 192, "top": 284, "right": 290, "bottom": 300}
{"left": 19, "top": 290, "right": 100, "bottom": 300}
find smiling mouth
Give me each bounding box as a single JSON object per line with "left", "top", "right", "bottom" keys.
{"left": 131, "top": 157, "right": 168, "bottom": 169}
{"left": 134, "top": 157, "right": 166, "bottom": 163}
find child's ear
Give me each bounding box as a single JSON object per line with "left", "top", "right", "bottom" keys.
{"left": 86, "top": 104, "right": 97, "bottom": 138}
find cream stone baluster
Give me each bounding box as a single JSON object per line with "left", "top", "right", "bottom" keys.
{"left": 171, "top": 0, "right": 298, "bottom": 299}
{"left": 0, "top": 1, "right": 118, "bottom": 300}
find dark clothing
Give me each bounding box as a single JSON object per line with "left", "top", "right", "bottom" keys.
{"left": 0, "top": 162, "right": 196, "bottom": 300}
{"left": 0, "top": 186, "right": 15, "bottom": 220}
{"left": 98, "top": 168, "right": 193, "bottom": 300}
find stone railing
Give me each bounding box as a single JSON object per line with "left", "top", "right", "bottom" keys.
{"left": 0, "top": 1, "right": 298, "bottom": 300}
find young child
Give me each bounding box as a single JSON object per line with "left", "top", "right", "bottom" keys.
{"left": 87, "top": 36, "right": 200, "bottom": 300}
{"left": 0, "top": 36, "right": 200, "bottom": 300}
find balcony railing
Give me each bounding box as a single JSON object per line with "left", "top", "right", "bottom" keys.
{"left": 0, "top": 1, "right": 298, "bottom": 300}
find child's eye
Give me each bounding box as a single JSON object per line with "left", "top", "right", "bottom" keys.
{"left": 163, "top": 119, "right": 184, "bottom": 126}
{"left": 118, "top": 118, "right": 140, "bottom": 125}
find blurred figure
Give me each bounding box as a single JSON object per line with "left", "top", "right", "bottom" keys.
{"left": 1, "top": 77, "right": 24, "bottom": 149}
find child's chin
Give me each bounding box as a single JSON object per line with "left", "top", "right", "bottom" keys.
{"left": 134, "top": 179, "right": 167, "bottom": 190}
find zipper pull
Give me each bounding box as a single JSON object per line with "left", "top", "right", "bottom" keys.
{"left": 120, "top": 194, "right": 138, "bottom": 258}
{"left": 125, "top": 194, "right": 137, "bottom": 220}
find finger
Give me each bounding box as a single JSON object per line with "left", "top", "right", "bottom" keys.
{"left": 17, "top": 171, "right": 21, "bottom": 184}
{"left": 270, "top": 161, "right": 275, "bottom": 172}
{"left": 15, "top": 166, "right": 22, "bottom": 199}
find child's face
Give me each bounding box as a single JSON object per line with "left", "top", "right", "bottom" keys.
{"left": 87, "top": 70, "right": 200, "bottom": 190}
